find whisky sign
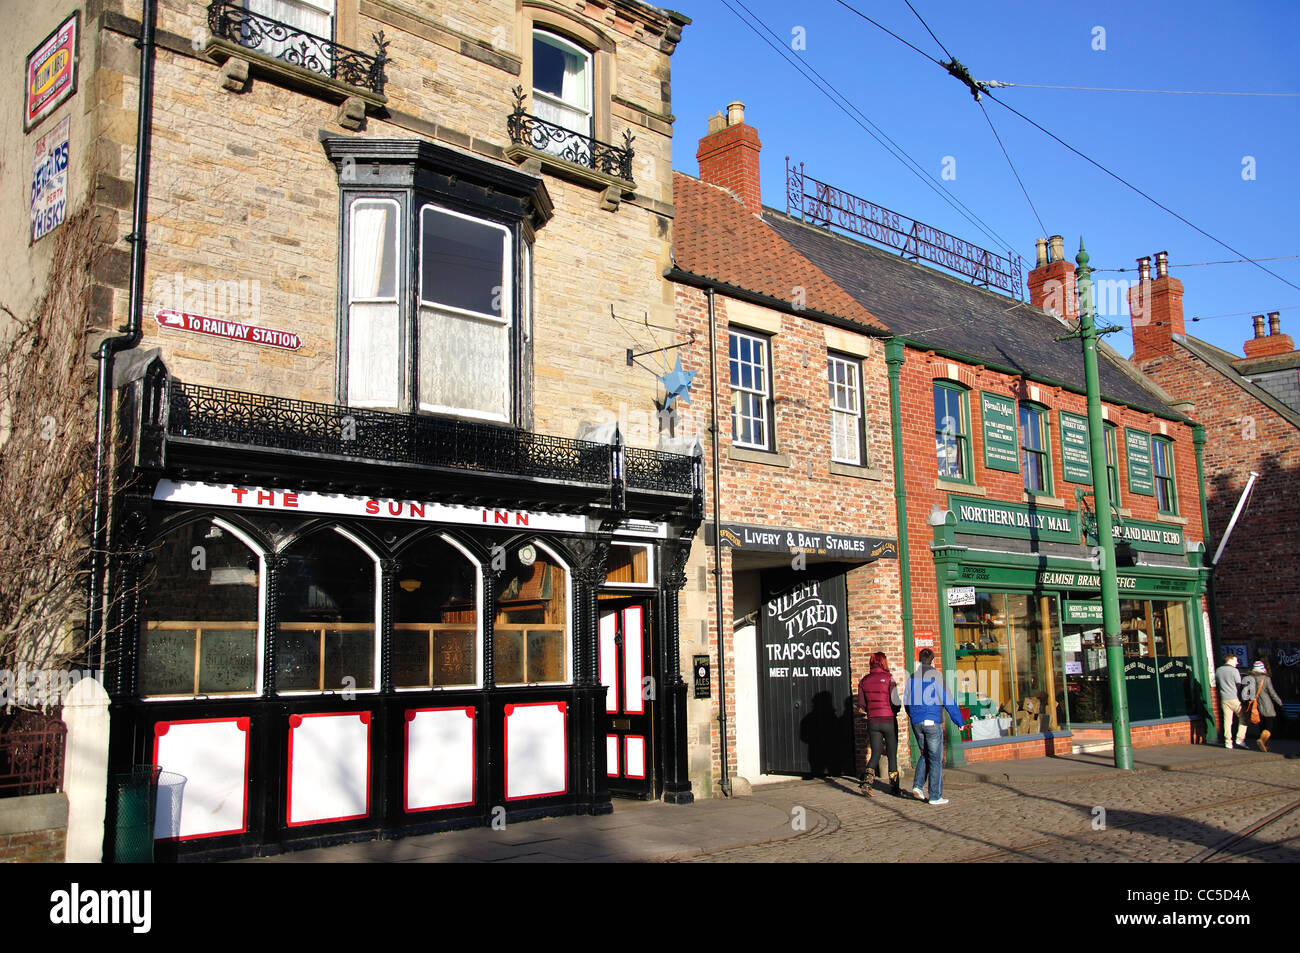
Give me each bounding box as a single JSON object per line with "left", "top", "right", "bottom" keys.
{"left": 30, "top": 116, "right": 68, "bottom": 242}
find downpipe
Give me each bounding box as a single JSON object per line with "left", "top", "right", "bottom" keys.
{"left": 706, "top": 288, "right": 731, "bottom": 797}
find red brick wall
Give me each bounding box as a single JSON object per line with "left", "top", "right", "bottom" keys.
{"left": 1137, "top": 347, "right": 1300, "bottom": 648}
{"left": 962, "top": 719, "right": 1204, "bottom": 762}
{"left": 0, "top": 827, "right": 65, "bottom": 863}
{"left": 674, "top": 286, "right": 903, "bottom": 782}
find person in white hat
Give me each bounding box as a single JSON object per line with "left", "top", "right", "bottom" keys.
{"left": 1245, "top": 660, "right": 1283, "bottom": 753}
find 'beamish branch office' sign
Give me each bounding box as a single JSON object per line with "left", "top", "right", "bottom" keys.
{"left": 707, "top": 521, "right": 897, "bottom": 561}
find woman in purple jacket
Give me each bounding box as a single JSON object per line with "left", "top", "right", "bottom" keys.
{"left": 858, "top": 651, "right": 903, "bottom": 797}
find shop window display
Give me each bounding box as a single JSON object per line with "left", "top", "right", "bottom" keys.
{"left": 494, "top": 545, "right": 569, "bottom": 685}
{"left": 952, "top": 592, "right": 1064, "bottom": 740}
{"left": 138, "top": 519, "right": 261, "bottom": 697}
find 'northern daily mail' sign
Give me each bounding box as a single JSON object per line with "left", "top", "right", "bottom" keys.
{"left": 1058, "top": 411, "right": 1093, "bottom": 485}
{"left": 980, "top": 391, "right": 1019, "bottom": 473}
{"left": 949, "top": 495, "right": 1080, "bottom": 545}
{"left": 708, "top": 521, "right": 897, "bottom": 561}
{"left": 1125, "top": 428, "right": 1155, "bottom": 496}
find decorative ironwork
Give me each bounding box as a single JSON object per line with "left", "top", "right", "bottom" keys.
{"left": 507, "top": 86, "right": 635, "bottom": 183}
{"left": 786, "top": 159, "right": 1024, "bottom": 299}
{"left": 625, "top": 445, "right": 697, "bottom": 497}
{"left": 206, "top": 0, "right": 389, "bottom": 96}
{"left": 0, "top": 712, "right": 66, "bottom": 798}
{"left": 165, "top": 381, "right": 698, "bottom": 499}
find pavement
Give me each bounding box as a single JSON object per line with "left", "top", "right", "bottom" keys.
{"left": 240, "top": 739, "right": 1300, "bottom": 863}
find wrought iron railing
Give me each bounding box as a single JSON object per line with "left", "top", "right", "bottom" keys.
{"left": 507, "top": 86, "right": 635, "bottom": 183}
{"left": 0, "top": 713, "right": 66, "bottom": 798}
{"left": 164, "top": 381, "right": 699, "bottom": 500}
{"left": 206, "top": 0, "right": 389, "bottom": 96}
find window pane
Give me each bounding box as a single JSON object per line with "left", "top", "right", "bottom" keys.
{"left": 533, "top": 33, "right": 589, "bottom": 110}
{"left": 420, "top": 207, "right": 506, "bottom": 318}
{"left": 350, "top": 200, "right": 397, "bottom": 300}
{"left": 277, "top": 531, "right": 375, "bottom": 692}
{"left": 419, "top": 305, "right": 508, "bottom": 419}
{"left": 393, "top": 537, "right": 479, "bottom": 688}
{"left": 496, "top": 549, "right": 567, "bottom": 684}
{"left": 348, "top": 301, "right": 401, "bottom": 407}
{"left": 138, "top": 520, "right": 259, "bottom": 697}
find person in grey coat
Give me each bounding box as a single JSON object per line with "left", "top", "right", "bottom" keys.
{"left": 1215, "top": 654, "right": 1246, "bottom": 749}
{"left": 1244, "top": 660, "right": 1284, "bottom": 753}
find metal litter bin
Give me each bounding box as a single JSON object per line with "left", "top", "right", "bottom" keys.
{"left": 110, "top": 765, "right": 161, "bottom": 863}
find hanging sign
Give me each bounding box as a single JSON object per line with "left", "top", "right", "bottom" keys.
{"left": 1125, "top": 428, "right": 1155, "bottom": 496}
{"left": 1058, "top": 411, "right": 1093, "bottom": 485}
{"left": 25, "top": 13, "right": 79, "bottom": 131}
{"left": 155, "top": 309, "right": 302, "bottom": 351}
{"left": 30, "top": 116, "right": 69, "bottom": 242}
{"left": 979, "top": 391, "right": 1019, "bottom": 472}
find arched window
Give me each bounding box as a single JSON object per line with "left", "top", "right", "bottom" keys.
{"left": 494, "top": 543, "right": 570, "bottom": 685}
{"left": 392, "top": 535, "right": 481, "bottom": 689}
{"left": 276, "top": 527, "right": 378, "bottom": 693}
{"left": 138, "top": 518, "right": 262, "bottom": 698}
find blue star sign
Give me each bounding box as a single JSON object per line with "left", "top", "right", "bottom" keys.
{"left": 659, "top": 356, "right": 697, "bottom": 408}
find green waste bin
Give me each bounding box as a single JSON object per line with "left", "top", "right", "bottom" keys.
{"left": 110, "top": 765, "right": 162, "bottom": 863}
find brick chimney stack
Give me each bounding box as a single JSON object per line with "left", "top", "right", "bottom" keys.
{"left": 1242, "top": 310, "right": 1296, "bottom": 358}
{"left": 1128, "top": 249, "right": 1185, "bottom": 361}
{"left": 1027, "top": 234, "right": 1077, "bottom": 321}
{"left": 697, "top": 101, "right": 762, "bottom": 215}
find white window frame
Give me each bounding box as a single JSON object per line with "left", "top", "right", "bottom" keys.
{"left": 828, "top": 353, "right": 864, "bottom": 466}
{"left": 417, "top": 203, "right": 513, "bottom": 423}
{"left": 531, "top": 29, "right": 593, "bottom": 140}
{"left": 346, "top": 196, "right": 402, "bottom": 409}
{"left": 729, "top": 329, "right": 771, "bottom": 451}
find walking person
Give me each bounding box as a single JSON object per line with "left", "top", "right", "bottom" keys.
{"left": 904, "top": 648, "right": 968, "bottom": 805}
{"left": 1246, "top": 660, "right": 1284, "bottom": 753}
{"left": 857, "top": 651, "right": 903, "bottom": 797}
{"left": 1215, "top": 653, "right": 1247, "bottom": 749}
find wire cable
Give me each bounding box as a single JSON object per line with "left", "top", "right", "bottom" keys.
{"left": 832, "top": 0, "right": 941, "bottom": 65}
{"left": 1093, "top": 254, "right": 1300, "bottom": 273}
{"left": 721, "top": 0, "right": 1020, "bottom": 254}
{"left": 983, "top": 90, "right": 1300, "bottom": 294}
{"left": 988, "top": 82, "right": 1300, "bottom": 98}
{"left": 978, "top": 101, "right": 1047, "bottom": 236}
{"left": 901, "top": 0, "right": 955, "bottom": 62}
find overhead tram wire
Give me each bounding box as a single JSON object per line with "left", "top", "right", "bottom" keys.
{"left": 896, "top": 0, "right": 1049, "bottom": 240}
{"left": 1093, "top": 254, "right": 1300, "bottom": 272}
{"left": 981, "top": 90, "right": 1300, "bottom": 295}
{"left": 985, "top": 82, "right": 1300, "bottom": 98}
{"left": 833, "top": 0, "right": 1300, "bottom": 296}
{"left": 721, "top": 0, "right": 1019, "bottom": 255}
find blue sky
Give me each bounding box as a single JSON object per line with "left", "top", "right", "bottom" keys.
{"left": 668, "top": 0, "right": 1300, "bottom": 358}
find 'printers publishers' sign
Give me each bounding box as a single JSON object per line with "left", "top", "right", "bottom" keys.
{"left": 25, "top": 13, "right": 79, "bottom": 131}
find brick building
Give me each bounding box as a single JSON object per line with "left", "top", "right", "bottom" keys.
{"left": 769, "top": 180, "right": 1216, "bottom": 761}
{"left": 3, "top": 0, "right": 703, "bottom": 858}
{"left": 669, "top": 106, "right": 903, "bottom": 796}
{"left": 1126, "top": 258, "right": 1300, "bottom": 706}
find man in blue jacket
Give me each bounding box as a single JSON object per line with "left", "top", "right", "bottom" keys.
{"left": 904, "top": 648, "right": 967, "bottom": 805}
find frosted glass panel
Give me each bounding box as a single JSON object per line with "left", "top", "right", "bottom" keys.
{"left": 419, "top": 305, "right": 507, "bottom": 419}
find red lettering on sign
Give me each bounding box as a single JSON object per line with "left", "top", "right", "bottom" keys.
{"left": 515, "top": 513, "right": 529, "bottom": 526}
{"left": 409, "top": 503, "right": 425, "bottom": 518}
{"left": 365, "top": 500, "right": 379, "bottom": 515}
{"left": 494, "top": 511, "right": 510, "bottom": 525}
{"left": 232, "top": 488, "right": 248, "bottom": 503}
{"left": 387, "top": 502, "right": 402, "bottom": 517}
{"left": 256, "top": 490, "right": 274, "bottom": 506}
{"left": 283, "top": 492, "right": 298, "bottom": 508}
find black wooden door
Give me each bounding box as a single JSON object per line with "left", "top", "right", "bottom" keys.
{"left": 599, "top": 600, "right": 654, "bottom": 797}
{"left": 757, "top": 568, "right": 854, "bottom": 777}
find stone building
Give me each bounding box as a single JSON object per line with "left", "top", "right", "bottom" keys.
{"left": 1126, "top": 259, "right": 1300, "bottom": 706}
{"left": 3, "top": 0, "right": 702, "bottom": 858}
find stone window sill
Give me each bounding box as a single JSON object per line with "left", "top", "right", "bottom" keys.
{"left": 1156, "top": 513, "right": 1188, "bottom": 525}
{"left": 831, "top": 462, "right": 884, "bottom": 481}
{"left": 1022, "top": 492, "right": 1066, "bottom": 508}
{"left": 936, "top": 478, "right": 985, "bottom": 496}
{"left": 729, "top": 447, "right": 791, "bottom": 468}
{"left": 505, "top": 144, "right": 635, "bottom": 209}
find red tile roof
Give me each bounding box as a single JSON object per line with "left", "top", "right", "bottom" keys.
{"left": 672, "top": 172, "right": 885, "bottom": 330}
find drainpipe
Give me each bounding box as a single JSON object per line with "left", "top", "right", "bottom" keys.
{"left": 884, "top": 339, "right": 918, "bottom": 765}
{"left": 705, "top": 287, "right": 731, "bottom": 796}
{"left": 87, "top": 0, "right": 156, "bottom": 669}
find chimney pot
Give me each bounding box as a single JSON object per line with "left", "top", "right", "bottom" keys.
{"left": 1049, "top": 235, "right": 1065, "bottom": 263}
{"left": 707, "top": 111, "right": 725, "bottom": 134}
{"left": 727, "top": 101, "right": 745, "bottom": 126}
{"left": 1155, "top": 251, "right": 1169, "bottom": 278}
{"left": 1268, "top": 311, "right": 1281, "bottom": 336}
{"left": 1035, "top": 238, "right": 1048, "bottom": 268}
{"left": 1136, "top": 256, "right": 1151, "bottom": 282}
{"left": 1252, "top": 314, "right": 1266, "bottom": 339}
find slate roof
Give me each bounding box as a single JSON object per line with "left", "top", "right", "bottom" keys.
{"left": 764, "top": 210, "right": 1182, "bottom": 418}
{"left": 671, "top": 172, "right": 886, "bottom": 331}
{"left": 1174, "top": 333, "right": 1300, "bottom": 430}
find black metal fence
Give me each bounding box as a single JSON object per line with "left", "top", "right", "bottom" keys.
{"left": 507, "top": 86, "right": 635, "bottom": 183}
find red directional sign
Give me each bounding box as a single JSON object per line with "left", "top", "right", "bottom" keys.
{"left": 155, "top": 310, "right": 302, "bottom": 351}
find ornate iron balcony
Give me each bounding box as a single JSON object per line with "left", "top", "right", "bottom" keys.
{"left": 163, "top": 381, "right": 699, "bottom": 501}
{"left": 207, "top": 0, "right": 389, "bottom": 96}
{"left": 507, "top": 86, "right": 635, "bottom": 183}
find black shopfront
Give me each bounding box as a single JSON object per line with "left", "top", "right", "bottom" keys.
{"left": 102, "top": 361, "right": 702, "bottom": 859}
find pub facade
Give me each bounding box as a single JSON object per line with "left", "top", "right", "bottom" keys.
{"left": 26, "top": 0, "right": 699, "bottom": 858}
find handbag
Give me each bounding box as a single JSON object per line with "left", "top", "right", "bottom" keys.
{"left": 1246, "top": 697, "right": 1261, "bottom": 725}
